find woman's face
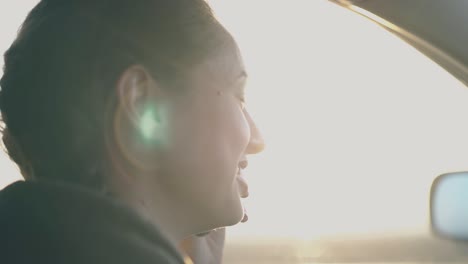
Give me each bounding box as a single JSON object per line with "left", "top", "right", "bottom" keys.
{"left": 158, "top": 43, "right": 265, "bottom": 232}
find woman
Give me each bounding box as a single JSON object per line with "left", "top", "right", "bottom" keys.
{"left": 0, "top": 0, "right": 264, "bottom": 263}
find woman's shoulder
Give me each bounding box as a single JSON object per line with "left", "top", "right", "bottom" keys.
{"left": 0, "top": 180, "right": 186, "bottom": 264}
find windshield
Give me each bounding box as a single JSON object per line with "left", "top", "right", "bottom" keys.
{"left": 1, "top": 0, "right": 468, "bottom": 262}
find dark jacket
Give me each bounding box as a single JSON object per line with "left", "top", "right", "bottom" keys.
{"left": 0, "top": 180, "right": 185, "bottom": 264}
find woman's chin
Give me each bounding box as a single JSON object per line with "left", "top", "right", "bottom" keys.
{"left": 223, "top": 199, "right": 245, "bottom": 226}
{"left": 194, "top": 214, "right": 241, "bottom": 235}
{"left": 195, "top": 193, "right": 244, "bottom": 233}
{"left": 211, "top": 200, "right": 244, "bottom": 228}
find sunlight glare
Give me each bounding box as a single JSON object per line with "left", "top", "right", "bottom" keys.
{"left": 210, "top": 0, "right": 468, "bottom": 239}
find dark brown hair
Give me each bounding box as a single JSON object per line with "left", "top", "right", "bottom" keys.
{"left": 0, "top": 0, "right": 229, "bottom": 189}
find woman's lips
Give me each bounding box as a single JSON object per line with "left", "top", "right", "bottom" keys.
{"left": 236, "top": 170, "right": 249, "bottom": 198}
{"left": 237, "top": 168, "right": 249, "bottom": 223}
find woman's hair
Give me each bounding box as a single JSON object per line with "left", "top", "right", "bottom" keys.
{"left": 0, "top": 0, "right": 229, "bottom": 189}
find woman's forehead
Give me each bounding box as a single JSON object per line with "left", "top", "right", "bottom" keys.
{"left": 179, "top": 41, "right": 247, "bottom": 94}
{"left": 191, "top": 43, "right": 246, "bottom": 89}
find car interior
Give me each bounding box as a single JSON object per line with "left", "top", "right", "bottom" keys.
{"left": 1, "top": 0, "right": 468, "bottom": 263}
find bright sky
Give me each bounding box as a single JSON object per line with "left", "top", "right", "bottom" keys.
{"left": 1, "top": 0, "right": 468, "bottom": 240}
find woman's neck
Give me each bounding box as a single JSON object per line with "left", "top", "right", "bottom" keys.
{"left": 105, "top": 171, "right": 193, "bottom": 244}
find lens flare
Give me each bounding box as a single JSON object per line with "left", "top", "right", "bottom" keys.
{"left": 140, "top": 108, "right": 159, "bottom": 141}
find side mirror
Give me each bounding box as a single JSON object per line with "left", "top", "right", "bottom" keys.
{"left": 431, "top": 172, "right": 468, "bottom": 241}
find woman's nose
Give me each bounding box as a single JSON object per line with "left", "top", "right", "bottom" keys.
{"left": 245, "top": 110, "right": 265, "bottom": 155}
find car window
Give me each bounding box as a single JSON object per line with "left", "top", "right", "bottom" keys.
{"left": 209, "top": 0, "right": 468, "bottom": 240}
{"left": 2, "top": 0, "right": 468, "bottom": 263}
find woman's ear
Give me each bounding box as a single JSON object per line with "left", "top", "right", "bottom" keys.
{"left": 116, "top": 65, "right": 154, "bottom": 129}
{"left": 112, "top": 65, "right": 166, "bottom": 171}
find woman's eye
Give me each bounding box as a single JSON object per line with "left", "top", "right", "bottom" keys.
{"left": 238, "top": 96, "right": 246, "bottom": 109}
